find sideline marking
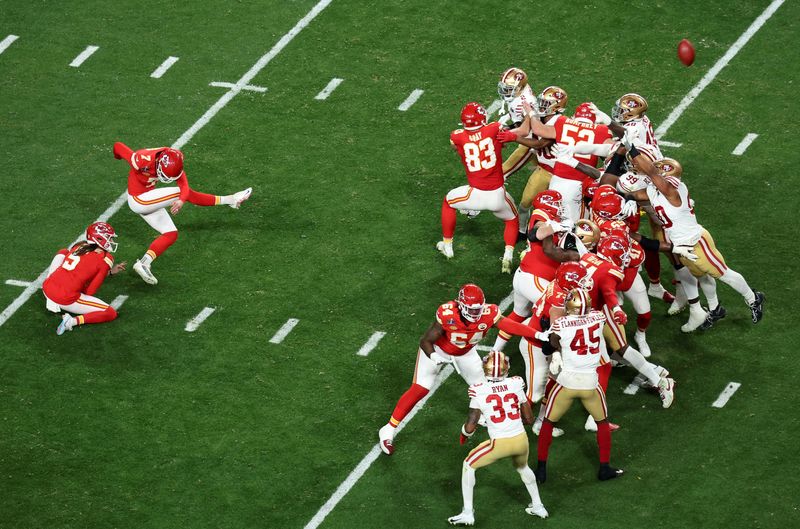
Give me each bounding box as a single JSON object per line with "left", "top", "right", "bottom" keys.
{"left": 0, "top": 34, "right": 19, "bottom": 55}
{"left": 269, "top": 318, "right": 300, "bottom": 344}
{"left": 712, "top": 382, "right": 741, "bottom": 408}
{"left": 655, "top": 0, "right": 785, "bottom": 140}
{"left": 150, "top": 56, "right": 179, "bottom": 79}
{"left": 0, "top": 0, "right": 336, "bottom": 329}
{"left": 315, "top": 77, "right": 344, "bottom": 100}
{"left": 110, "top": 295, "right": 128, "bottom": 310}
{"left": 209, "top": 81, "right": 268, "bottom": 93}
{"left": 185, "top": 307, "right": 216, "bottom": 332}
{"left": 398, "top": 89, "right": 424, "bottom": 111}
{"left": 303, "top": 365, "right": 455, "bottom": 529}
{"left": 69, "top": 45, "right": 99, "bottom": 67}
{"left": 732, "top": 133, "right": 758, "bottom": 155}
{"left": 356, "top": 331, "right": 386, "bottom": 357}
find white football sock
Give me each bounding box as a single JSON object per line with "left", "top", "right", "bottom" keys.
{"left": 719, "top": 269, "right": 755, "bottom": 305}
{"left": 517, "top": 466, "right": 542, "bottom": 505}
{"left": 219, "top": 194, "right": 235, "bottom": 206}
{"left": 698, "top": 275, "right": 719, "bottom": 310}
{"left": 461, "top": 462, "right": 476, "bottom": 513}
{"left": 674, "top": 266, "right": 699, "bottom": 299}
{"left": 622, "top": 345, "right": 660, "bottom": 386}
{"left": 140, "top": 253, "right": 154, "bottom": 266}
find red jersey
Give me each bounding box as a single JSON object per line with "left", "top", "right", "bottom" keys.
{"left": 580, "top": 253, "right": 624, "bottom": 309}
{"left": 435, "top": 301, "right": 501, "bottom": 355}
{"left": 123, "top": 146, "right": 192, "bottom": 199}
{"left": 552, "top": 116, "right": 612, "bottom": 181}
{"left": 619, "top": 240, "right": 645, "bottom": 291}
{"left": 519, "top": 209, "right": 560, "bottom": 280}
{"left": 43, "top": 245, "right": 114, "bottom": 305}
{"left": 525, "top": 282, "right": 568, "bottom": 347}
{"left": 450, "top": 122, "right": 505, "bottom": 190}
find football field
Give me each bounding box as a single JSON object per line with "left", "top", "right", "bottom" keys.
{"left": 2, "top": 1, "right": 799, "bottom": 528}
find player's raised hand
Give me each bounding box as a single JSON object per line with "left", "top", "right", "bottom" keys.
{"left": 672, "top": 244, "right": 699, "bottom": 262}
{"left": 110, "top": 261, "right": 127, "bottom": 275}
{"left": 497, "top": 130, "right": 518, "bottom": 143}
{"left": 170, "top": 199, "right": 184, "bottom": 215}
{"left": 612, "top": 306, "right": 628, "bottom": 325}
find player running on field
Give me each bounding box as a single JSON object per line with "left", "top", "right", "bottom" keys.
{"left": 113, "top": 142, "right": 252, "bottom": 285}
{"left": 43, "top": 222, "right": 126, "bottom": 335}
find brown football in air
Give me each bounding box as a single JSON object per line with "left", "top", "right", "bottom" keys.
{"left": 678, "top": 39, "right": 695, "bottom": 66}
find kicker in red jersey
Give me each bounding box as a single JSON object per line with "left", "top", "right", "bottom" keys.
{"left": 435, "top": 302, "right": 501, "bottom": 355}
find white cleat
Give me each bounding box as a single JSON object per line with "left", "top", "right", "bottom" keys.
{"left": 56, "top": 314, "right": 74, "bottom": 335}
{"left": 230, "top": 187, "right": 252, "bottom": 209}
{"left": 533, "top": 418, "right": 564, "bottom": 437}
{"left": 133, "top": 259, "right": 158, "bottom": 285}
{"left": 657, "top": 377, "right": 675, "bottom": 409}
{"left": 436, "top": 241, "right": 454, "bottom": 259}
{"left": 46, "top": 299, "right": 61, "bottom": 313}
{"left": 448, "top": 511, "right": 475, "bottom": 526}
{"left": 378, "top": 424, "right": 395, "bottom": 455}
{"left": 681, "top": 305, "right": 707, "bottom": 333}
{"left": 634, "top": 330, "right": 651, "bottom": 358}
{"left": 525, "top": 503, "right": 549, "bottom": 519}
{"left": 668, "top": 283, "right": 688, "bottom": 315}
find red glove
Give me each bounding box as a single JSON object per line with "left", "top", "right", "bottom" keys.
{"left": 459, "top": 425, "right": 474, "bottom": 445}
{"left": 497, "top": 130, "right": 518, "bottom": 144}
{"left": 459, "top": 433, "right": 469, "bottom": 445}
{"left": 612, "top": 306, "right": 628, "bottom": 325}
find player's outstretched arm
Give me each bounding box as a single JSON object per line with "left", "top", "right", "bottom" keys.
{"left": 419, "top": 322, "right": 445, "bottom": 356}
{"left": 542, "top": 236, "right": 579, "bottom": 263}
{"left": 520, "top": 400, "right": 534, "bottom": 426}
{"left": 460, "top": 408, "right": 482, "bottom": 444}
{"left": 496, "top": 317, "right": 537, "bottom": 340}
{"left": 113, "top": 142, "right": 133, "bottom": 163}
{"left": 629, "top": 146, "right": 680, "bottom": 205}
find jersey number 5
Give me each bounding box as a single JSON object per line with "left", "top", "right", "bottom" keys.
{"left": 486, "top": 393, "right": 521, "bottom": 423}
{"left": 569, "top": 322, "right": 601, "bottom": 355}
{"left": 463, "top": 138, "right": 497, "bottom": 172}
{"left": 61, "top": 255, "right": 81, "bottom": 271}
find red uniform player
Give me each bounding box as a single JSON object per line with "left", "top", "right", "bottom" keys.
{"left": 43, "top": 222, "right": 125, "bottom": 335}
{"left": 437, "top": 102, "right": 520, "bottom": 273}
{"left": 113, "top": 142, "right": 252, "bottom": 285}
{"left": 378, "top": 284, "right": 541, "bottom": 455}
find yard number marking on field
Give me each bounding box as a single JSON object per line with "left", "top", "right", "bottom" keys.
{"left": 712, "top": 382, "right": 741, "bottom": 408}
{"left": 0, "top": 35, "right": 19, "bottom": 55}
{"left": 356, "top": 331, "right": 386, "bottom": 357}
{"left": 269, "top": 318, "right": 300, "bottom": 344}
{"left": 315, "top": 78, "right": 344, "bottom": 100}
{"left": 69, "top": 45, "right": 99, "bottom": 68}
{"left": 185, "top": 307, "right": 216, "bottom": 332}
{"left": 150, "top": 56, "right": 179, "bottom": 79}
{"left": 398, "top": 89, "right": 424, "bottom": 111}
{"left": 732, "top": 133, "right": 758, "bottom": 155}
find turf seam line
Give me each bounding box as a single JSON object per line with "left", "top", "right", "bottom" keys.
{"left": 69, "top": 45, "right": 99, "bottom": 67}
{"left": 269, "top": 318, "right": 300, "bottom": 344}
{"left": 185, "top": 306, "right": 216, "bottom": 332}
{"left": 209, "top": 81, "right": 268, "bottom": 93}
{"left": 150, "top": 56, "right": 179, "bottom": 79}
{"left": 732, "top": 133, "right": 758, "bottom": 155}
{"left": 5, "top": 279, "right": 32, "bottom": 288}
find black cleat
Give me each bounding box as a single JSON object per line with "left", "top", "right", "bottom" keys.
{"left": 534, "top": 461, "right": 547, "bottom": 484}
{"left": 598, "top": 464, "right": 624, "bottom": 481}
{"left": 699, "top": 305, "right": 727, "bottom": 331}
{"left": 749, "top": 291, "right": 765, "bottom": 323}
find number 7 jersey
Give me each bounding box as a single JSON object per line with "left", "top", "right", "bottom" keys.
{"left": 468, "top": 376, "right": 528, "bottom": 439}
{"left": 450, "top": 122, "right": 505, "bottom": 191}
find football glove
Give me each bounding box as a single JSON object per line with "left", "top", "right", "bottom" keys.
{"left": 497, "top": 130, "right": 518, "bottom": 144}
{"left": 459, "top": 424, "right": 475, "bottom": 445}
{"left": 587, "top": 102, "right": 612, "bottom": 125}
{"left": 551, "top": 143, "right": 578, "bottom": 168}
{"left": 549, "top": 351, "right": 563, "bottom": 377}
{"left": 672, "top": 244, "right": 699, "bottom": 262}
{"left": 429, "top": 351, "right": 451, "bottom": 365}
{"left": 612, "top": 306, "right": 628, "bottom": 325}
{"left": 621, "top": 200, "right": 639, "bottom": 218}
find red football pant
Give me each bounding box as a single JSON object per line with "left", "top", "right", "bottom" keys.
{"left": 389, "top": 383, "right": 429, "bottom": 427}
{"left": 148, "top": 231, "right": 178, "bottom": 258}
{"left": 441, "top": 198, "right": 457, "bottom": 239}
{"left": 78, "top": 307, "right": 118, "bottom": 325}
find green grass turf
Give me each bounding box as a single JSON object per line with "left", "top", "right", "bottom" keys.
{"left": 1, "top": 0, "right": 799, "bottom": 528}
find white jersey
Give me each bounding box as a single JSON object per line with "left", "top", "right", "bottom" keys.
{"left": 532, "top": 114, "right": 559, "bottom": 170}
{"left": 624, "top": 117, "right": 663, "bottom": 160}
{"left": 552, "top": 310, "right": 607, "bottom": 390}
{"left": 646, "top": 177, "right": 703, "bottom": 246}
{"left": 498, "top": 85, "right": 536, "bottom": 127}
{"left": 469, "top": 376, "right": 528, "bottom": 439}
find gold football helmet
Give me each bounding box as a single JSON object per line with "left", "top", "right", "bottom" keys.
{"left": 483, "top": 350, "right": 510, "bottom": 381}
{"left": 536, "top": 86, "right": 568, "bottom": 116}
{"left": 654, "top": 157, "right": 683, "bottom": 178}
{"left": 564, "top": 288, "right": 592, "bottom": 316}
{"left": 612, "top": 93, "right": 648, "bottom": 122}
{"left": 498, "top": 67, "right": 529, "bottom": 102}
{"left": 575, "top": 219, "right": 601, "bottom": 249}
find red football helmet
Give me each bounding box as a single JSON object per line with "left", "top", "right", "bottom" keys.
{"left": 597, "top": 235, "right": 631, "bottom": 268}
{"left": 573, "top": 102, "right": 596, "bottom": 124}
{"left": 457, "top": 284, "right": 485, "bottom": 323}
{"left": 533, "top": 189, "right": 565, "bottom": 220}
{"left": 156, "top": 148, "right": 184, "bottom": 183}
{"left": 86, "top": 221, "right": 118, "bottom": 253}
{"left": 591, "top": 192, "right": 624, "bottom": 221}
{"left": 599, "top": 219, "right": 630, "bottom": 240}
{"left": 460, "top": 102, "right": 488, "bottom": 130}
{"left": 555, "top": 262, "right": 593, "bottom": 291}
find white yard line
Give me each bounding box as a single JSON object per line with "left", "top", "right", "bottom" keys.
{"left": 315, "top": 77, "right": 344, "bottom": 100}
{"left": 304, "top": 365, "right": 455, "bottom": 529}
{"left": 5, "top": 279, "right": 32, "bottom": 288}
{"left": 658, "top": 140, "right": 683, "bottom": 148}
{"left": 397, "top": 89, "right": 424, "bottom": 111}
{"left": 269, "top": 318, "right": 300, "bottom": 344}
{"left": 0, "top": 0, "right": 335, "bottom": 330}
{"left": 711, "top": 382, "right": 741, "bottom": 408}
{"left": 356, "top": 331, "right": 386, "bottom": 357}
{"left": 209, "top": 81, "right": 268, "bottom": 93}
{"left": 732, "top": 133, "right": 758, "bottom": 155}
{"left": 623, "top": 383, "right": 641, "bottom": 395}
{"left": 0, "top": 34, "right": 19, "bottom": 55}
{"left": 110, "top": 295, "right": 129, "bottom": 310}
{"left": 655, "top": 0, "right": 785, "bottom": 139}
{"left": 69, "top": 45, "right": 99, "bottom": 67}
{"left": 485, "top": 98, "right": 503, "bottom": 118}
{"left": 185, "top": 307, "right": 216, "bottom": 332}
{"left": 498, "top": 292, "right": 513, "bottom": 312}
{"left": 150, "top": 56, "right": 179, "bottom": 79}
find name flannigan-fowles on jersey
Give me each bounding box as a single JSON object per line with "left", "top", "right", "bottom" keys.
{"left": 468, "top": 376, "right": 528, "bottom": 439}
{"left": 552, "top": 309, "right": 607, "bottom": 390}
{"left": 646, "top": 177, "right": 703, "bottom": 246}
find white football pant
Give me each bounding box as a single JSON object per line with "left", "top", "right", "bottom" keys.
{"left": 446, "top": 185, "right": 517, "bottom": 221}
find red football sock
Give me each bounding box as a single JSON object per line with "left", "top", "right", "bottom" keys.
{"left": 643, "top": 248, "right": 661, "bottom": 284}
{"left": 148, "top": 231, "right": 178, "bottom": 257}
{"left": 537, "top": 420, "right": 554, "bottom": 461}
{"left": 636, "top": 311, "right": 652, "bottom": 332}
{"left": 503, "top": 217, "right": 520, "bottom": 246}
{"left": 389, "top": 383, "right": 429, "bottom": 426}
{"left": 186, "top": 188, "right": 219, "bottom": 206}
{"left": 597, "top": 420, "right": 611, "bottom": 464}
{"left": 441, "top": 198, "right": 457, "bottom": 239}
{"left": 542, "top": 377, "right": 557, "bottom": 405}
{"left": 597, "top": 362, "right": 612, "bottom": 392}
{"left": 79, "top": 307, "right": 118, "bottom": 325}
